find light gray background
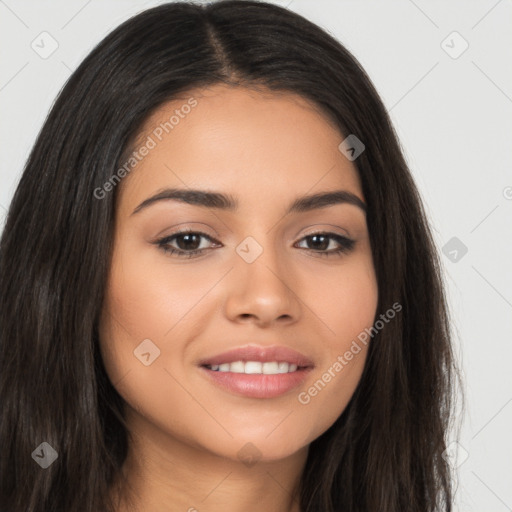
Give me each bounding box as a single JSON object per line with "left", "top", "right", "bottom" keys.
{"left": 1, "top": 0, "right": 511, "bottom": 510}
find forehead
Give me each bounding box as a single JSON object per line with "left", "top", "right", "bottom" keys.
{"left": 117, "top": 84, "right": 362, "bottom": 214}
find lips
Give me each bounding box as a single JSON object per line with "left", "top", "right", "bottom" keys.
{"left": 197, "top": 344, "right": 315, "bottom": 368}
{"left": 196, "top": 344, "right": 314, "bottom": 398}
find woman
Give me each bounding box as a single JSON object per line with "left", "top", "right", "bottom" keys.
{"left": 0, "top": 2, "right": 462, "bottom": 511}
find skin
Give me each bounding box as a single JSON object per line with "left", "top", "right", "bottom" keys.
{"left": 99, "top": 83, "right": 378, "bottom": 512}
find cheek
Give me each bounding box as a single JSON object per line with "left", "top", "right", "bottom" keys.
{"left": 101, "top": 242, "right": 219, "bottom": 343}
{"left": 97, "top": 241, "right": 225, "bottom": 404}
{"left": 295, "top": 254, "right": 377, "bottom": 429}
{"left": 97, "top": 246, "right": 224, "bottom": 447}
{"left": 327, "top": 259, "right": 378, "bottom": 351}
{"left": 308, "top": 249, "right": 378, "bottom": 353}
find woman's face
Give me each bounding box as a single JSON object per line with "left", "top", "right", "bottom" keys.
{"left": 99, "top": 84, "right": 378, "bottom": 463}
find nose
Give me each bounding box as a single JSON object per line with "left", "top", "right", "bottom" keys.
{"left": 223, "top": 250, "right": 302, "bottom": 328}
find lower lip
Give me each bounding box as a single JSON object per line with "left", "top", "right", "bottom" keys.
{"left": 198, "top": 365, "right": 313, "bottom": 398}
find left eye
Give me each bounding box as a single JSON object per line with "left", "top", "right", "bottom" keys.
{"left": 295, "top": 232, "right": 354, "bottom": 255}
{"left": 155, "top": 230, "right": 355, "bottom": 258}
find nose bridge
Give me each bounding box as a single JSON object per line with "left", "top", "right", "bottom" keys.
{"left": 235, "top": 231, "right": 287, "bottom": 281}
{"left": 224, "top": 232, "right": 301, "bottom": 324}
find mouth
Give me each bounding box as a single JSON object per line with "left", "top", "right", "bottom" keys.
{"left": 203, "top": 360, "right": 309, "bottom": 374}
{"left": 197, "top": 345, "right": 314, "bottom": 399}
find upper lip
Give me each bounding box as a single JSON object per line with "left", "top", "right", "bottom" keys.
{"left": 198, "top": 344, "right": 315, "bottom": 368}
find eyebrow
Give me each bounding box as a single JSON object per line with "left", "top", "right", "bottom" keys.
{"left": 131, "top": 187, "right": 366, "bottom": 216}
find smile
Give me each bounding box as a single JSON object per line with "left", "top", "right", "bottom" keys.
{"left": 205, "top": 361, "right": 302, "bottom": 374}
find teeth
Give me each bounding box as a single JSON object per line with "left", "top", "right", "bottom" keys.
{"left": 263, "top": 362, "right": 279, "bottom": 374}
{"left": 207, "top": 361, "right": 300, "bottom": 374}
{"left": 245, "top": 361, "right": 262, "bottom": 374}
{"left": 230, "top": 361, "right": 245, "bottom": 373}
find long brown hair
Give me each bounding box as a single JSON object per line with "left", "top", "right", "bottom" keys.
{"left": 0, "top": 2, "right": 463, "bottom": 511}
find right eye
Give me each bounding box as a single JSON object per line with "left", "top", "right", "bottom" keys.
{"left": 155, "top": 230, "right": 222, "bottom": 258}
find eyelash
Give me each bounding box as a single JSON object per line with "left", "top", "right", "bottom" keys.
{"left": 154, "top": 228, "right": 355, "bottom": 259}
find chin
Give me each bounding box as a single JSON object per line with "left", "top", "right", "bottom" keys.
{"left": 205, "top": 431, "right": 312, "bottom": 464}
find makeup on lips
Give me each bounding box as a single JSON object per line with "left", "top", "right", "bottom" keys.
{"left": 197, "top": 344, "right": 314, "bottom": 399}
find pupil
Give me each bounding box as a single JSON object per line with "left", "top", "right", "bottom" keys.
{"left": 178, "top": 234, "right": 200, "bottom": 250}
{"left": 310, "top": 235, "right": 328, "bottom": 250}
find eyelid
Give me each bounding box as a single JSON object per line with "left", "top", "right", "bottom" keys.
{"left": 299, "top": 223, "right": 351, "bottom": 239}
{"left": 152, "top": 222, "right": 222, "bottom": 241}
{"left": 156, "top": 228, "right": 221, "bottom": 247}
